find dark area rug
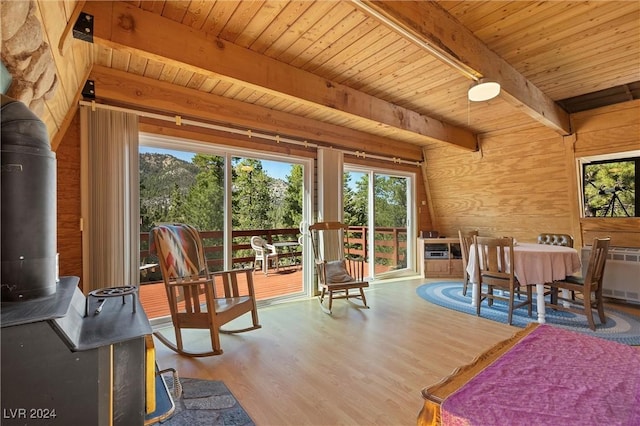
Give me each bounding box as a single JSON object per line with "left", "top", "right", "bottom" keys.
{"left": 161, "top": 377, "right": 255, "bottom": 426}
{"left": 417, "top": 281, "right": 640, "bottom": 345}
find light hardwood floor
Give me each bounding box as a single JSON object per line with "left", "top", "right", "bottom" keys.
{"left": 153, "top": 277, "right": 640, "bottom": 426}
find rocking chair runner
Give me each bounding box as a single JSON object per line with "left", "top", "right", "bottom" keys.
{"left": 150, "top": 224, "right": 261, "bottom": 357}
{"left": 308, "top": 221, "right": 369, "bottom": 314}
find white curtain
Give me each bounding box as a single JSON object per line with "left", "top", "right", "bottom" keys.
{"left": 80, "top": 106, "right": 139, "bottom": 292}
{"left": 317, "top": 147, "right": 343, "bottom": 222}
{"left": 315, "top": 148, "right": 344, "bottom": 270}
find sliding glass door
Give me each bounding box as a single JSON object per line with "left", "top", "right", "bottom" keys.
{"left": 373, "top": 173, "right": 410, "bottom": 276}
{"left": 231, "top": 156, "right": 306, "bottom": 300}
{"left": 344, "top": 166, "right": 415, "bottom": 280}
{"left": 138, "top": 133, "right": 313, "bottom": 319}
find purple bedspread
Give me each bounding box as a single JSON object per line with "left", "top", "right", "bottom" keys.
{"left": 441, "top": 325, "right": 640, "bottom": 425}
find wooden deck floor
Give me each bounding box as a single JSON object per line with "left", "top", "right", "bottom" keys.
{"left": 139, "top": 266, "right": 303, "bottom": 319}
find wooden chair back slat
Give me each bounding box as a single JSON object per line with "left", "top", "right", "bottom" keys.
{"left": 474, "top": 236, "right": 532, "bottom": 325}
{"left": 545, "top": 237, "right": 611, "bottom": 330}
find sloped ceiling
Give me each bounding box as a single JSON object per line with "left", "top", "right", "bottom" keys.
{"left": 20, "top": 1, "right": 640, "bottom": 152}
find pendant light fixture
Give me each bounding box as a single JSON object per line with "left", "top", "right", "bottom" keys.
{"left": 468, "top": 78, "right": 501, "bottom": 102}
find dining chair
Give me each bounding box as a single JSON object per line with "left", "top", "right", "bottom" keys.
{"left": 538, "top": 232, "right": 576, "bottom": 300}
{"left": 151, "top": 224, "right": 261, "bottom": 356}
{"left": 474, "top": 236, "right": 533, "bottom": 325}
{"left": 308, "top": 221, "right": 369, "bottom": 314}
{"left": 545, "top": 237, "right": 611, "bottom": 331}
{"left": 458, "top": 229, "right": 479, "bottom": 296}
{"left": 537, "top": 233, "right": 574, "bottom": 247}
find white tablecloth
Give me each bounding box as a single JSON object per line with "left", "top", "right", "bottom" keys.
{"left": 467, "top": 242, "right": 581, "bottom": 286}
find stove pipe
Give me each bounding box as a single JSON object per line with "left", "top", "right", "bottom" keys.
{"left": 1, "top": 95, "right": 57, "bottom": 301}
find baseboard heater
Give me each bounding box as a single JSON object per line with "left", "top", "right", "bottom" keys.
{"left": 582, "top": 246, "right": 640, "bottom": 303}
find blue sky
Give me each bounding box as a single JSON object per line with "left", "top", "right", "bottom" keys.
{"left": 139, "top": 146, "right": 292, "bottom": 180}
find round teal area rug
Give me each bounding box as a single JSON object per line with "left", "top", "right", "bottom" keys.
{"left": 417, "top": 282, "right": 640, "bottom": 345}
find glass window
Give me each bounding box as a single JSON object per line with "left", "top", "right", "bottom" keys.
{"left": 137, "top": 136, "right": 313, "bottom": 321}
{"left": 343, "top": 167, "right": 415, "bottom": 279}
{"left": 582, "top": 157, "right": 638, "bottom": 217}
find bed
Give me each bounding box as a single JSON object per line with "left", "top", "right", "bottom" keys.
{"left": 418, "top": 323, "right": 640, "bottom": 425}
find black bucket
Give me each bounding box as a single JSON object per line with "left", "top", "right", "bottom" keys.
{"left": 1, "top": 95, "right": 57, "bottom": 301}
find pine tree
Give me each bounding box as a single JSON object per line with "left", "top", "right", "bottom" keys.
{"left": 233, "top": 159, "right": 273, "bottom": 230}
{"left": 182, "top": 154, "right": 225, "bottom": 231}
{"left": 282, "top": 164, "right": 303, "bottom": 227}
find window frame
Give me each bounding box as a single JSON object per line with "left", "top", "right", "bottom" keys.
{"left": 579, "top": 152, "right": 639, "bottom": 218}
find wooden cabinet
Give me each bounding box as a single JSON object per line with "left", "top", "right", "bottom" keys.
{"left": 418, "top": 238, "right": 464, "bottom": 279}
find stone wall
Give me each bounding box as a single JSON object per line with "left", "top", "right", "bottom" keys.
{"left": 1, "top": 0, "right": 58, "bottom": 116}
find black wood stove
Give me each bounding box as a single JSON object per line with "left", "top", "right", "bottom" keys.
{"left": 1, "top": 96, "right": 155, "bottom": 425}
{"left": 1, "top": 277, "right": 152, "bottom": 425}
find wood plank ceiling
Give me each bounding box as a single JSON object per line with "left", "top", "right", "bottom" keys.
{"left": 48, "top": 1, "right": 640, "bottom": 152}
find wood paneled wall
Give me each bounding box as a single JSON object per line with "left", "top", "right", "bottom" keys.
{"left": 33, "top": 0, "right": 92, "bottom": 148}
{"left": 422, "top": 100, "right": 640, "bottom": 248}
{"left": 55, "top": 111, "right": 83, "bottom": 287}
{"left": 582, "top": 218, "right": 639, "bottom": 248}
{"left": 422, "top": 125, "right": 572, "bottom": 242}
{"left": 572, "top": 100, "right": 640, "bottom": 248}
{"left": 572, "top": 100, "right": 640, "bottom": 157}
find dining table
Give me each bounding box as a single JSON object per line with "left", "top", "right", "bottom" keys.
{"left": 467, "top": 242, "right": 581, "bottom": 323}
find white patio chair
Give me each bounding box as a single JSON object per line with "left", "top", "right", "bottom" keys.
{"left": 250, "top": 236, "right": 279, "bottom": 275}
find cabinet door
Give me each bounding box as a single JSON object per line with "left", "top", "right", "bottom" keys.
{"left": 450, "top": 259, "right": 465, "bottom": 276}
{"left": 425, "top": 259, "right": 450, "bottom": 275}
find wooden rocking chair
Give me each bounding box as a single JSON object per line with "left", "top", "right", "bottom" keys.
{"left": 150, "top": 224, "right": 261, "bottom": 356}
{"left": 309, "top": 221, "right": 369, "bottom": 314}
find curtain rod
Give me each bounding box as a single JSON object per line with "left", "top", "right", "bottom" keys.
{"left": 78, "top": 100, "right": 422, "bottom": 167}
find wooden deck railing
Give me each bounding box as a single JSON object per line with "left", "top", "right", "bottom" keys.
{"left": 138, "top": 225, "right": 407, "bottom": 318}
{"left": 140, "top": 226, "right": 407, "bottom": 284}
{"left": 140, "top": 228, "right": 302, "bottom": 284}
{"left": 346, "top": 226, "right": 408, "bottom": 270}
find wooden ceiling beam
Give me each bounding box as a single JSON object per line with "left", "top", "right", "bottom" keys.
{"left": 82, "top": 1, "right": 477, "bottom": 150}
{"left": 356, "top": 0, "right": 572, "bottom": 136}
{"left": 88, "top": 66, "right": 425, "bottom": 161}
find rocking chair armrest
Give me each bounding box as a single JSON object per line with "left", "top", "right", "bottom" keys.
{"left": 209, "top": 268, "right": 259, "bottom": 298}
{"left": 242, "top": 268, "right": 259, "bottom": 296}
{"left": 165, "top": 276, "right": 214, "bottom": 289}
{"left": 163, "top": 276, "right": 215, "bottom": 306}
{"left": 314, "top": 260, "right": 328, "bottom": 281}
